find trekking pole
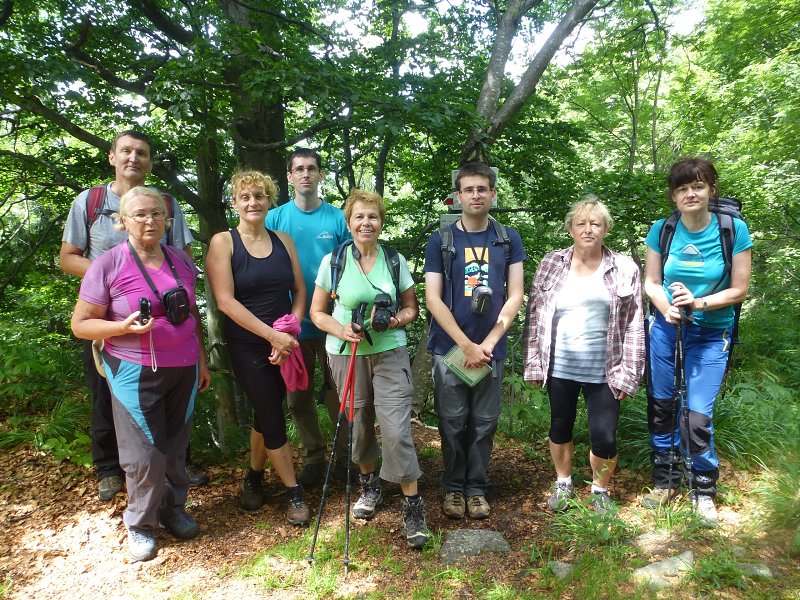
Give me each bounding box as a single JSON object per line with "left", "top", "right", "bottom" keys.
{"left": 342, "top": 342, "right": 358, "bottom": 574}
{"left": 676, "top": 313, "right": 694, "bottom": 506}
{"left": 306, "top": 340, "right": 359, "bottom": 565}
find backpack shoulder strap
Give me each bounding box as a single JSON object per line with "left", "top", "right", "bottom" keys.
{"left": 86, "top": 185, "right": 108, "bottom": 230}
{"left": 439, "top": 223, "right": 455, "bottom": 309}
{"left": 163, "top": 194, "right": 176, "bottom": 246}
{"left": 489, "top": 217, "right": 511, "bottom": 264}
{"left": 329, "top": 240, "right": 353, "bottom": 301}
{"left": 711, "top": 212, "right": 735, "bottom": 294}
{"left": 658, "top": 210, "right": 681, "bottom": 275}
{"left": 380, "top": 243, "right": 402, "bottom": 297}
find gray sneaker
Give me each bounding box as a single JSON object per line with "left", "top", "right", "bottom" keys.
{"left": 547, "top": 481, "right": 576, "bottom": 511}
{"left": 401, "top": 497, "right": 430, "bottom": 549}
{"left": 353, "top": 473, "right": 382, "bottom": 520}
{"left": 589, "top": 491, "right": 615, "bottom": 515}
{"left": 127, "top": 527, "right": 157, "bottom": 562}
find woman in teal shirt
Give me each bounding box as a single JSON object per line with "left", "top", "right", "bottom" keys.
{"left": 642, "top": 157, "right": 752, "bottom": 526}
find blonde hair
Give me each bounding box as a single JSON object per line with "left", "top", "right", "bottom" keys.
{"left": 564, "top": 195, "right": 613, "bottom": 232}
{"left": 231, "top": 169, "right": 277, "bottom": 207}
{"left": 115, "top": 186, "right": 169, "bottom": 231}
{"left": 344, "top": 189, "right": 385, "bottom": 225}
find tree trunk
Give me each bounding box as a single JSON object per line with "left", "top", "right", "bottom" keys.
{"left": 195, "top": 131, "right": 242, "bottom": 450}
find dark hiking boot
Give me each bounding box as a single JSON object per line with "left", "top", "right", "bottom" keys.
{"left": 186, "top": 463, "right": 209, "bottom": 487}
{"left": 286, "top": 484, "right": 310, "bottom": 526}
{"left": 402, "top": 496, "right": 430, "bottom": 549}
{"left": 241, "top": 469, "right": 265, "bottom": 511}
{"left": 159, "top": 511, "right": 199, "bottom": 540}
{"left": 98, "top": 475, "right": 125, "bottom": 501}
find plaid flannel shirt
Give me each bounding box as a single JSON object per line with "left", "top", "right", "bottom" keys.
{"left": 523, "top": 245, "right": 645, "bottom": 398}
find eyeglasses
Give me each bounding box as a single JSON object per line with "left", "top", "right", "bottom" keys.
{"left": 126, "top": 211, "right": 167, "bottom": 223}
{"left": 291, "top": 166, "right": 319, "bottom": 175}
{"left": 458, "top": 186, "right": 491, "bottom": 195}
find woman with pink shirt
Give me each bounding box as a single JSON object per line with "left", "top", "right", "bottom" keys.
{"left": 71, "top": 186, "right": 210, "bottom": 562}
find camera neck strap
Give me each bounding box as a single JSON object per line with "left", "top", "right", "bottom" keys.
{"left": 352, "top": 246, "right": 387, "bottom": 296}
{"left": 459, "top": 219, "right": 491, "bottom": 279}
{"left": 127, "top": 241, "right": 185, "bottom": 302}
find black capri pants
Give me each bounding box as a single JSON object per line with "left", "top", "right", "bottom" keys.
{"left": 228, "top": 341, "right": 288, "bottom": 450}
{"left": 548, "top": 377, "right": 620, "bottom": 459}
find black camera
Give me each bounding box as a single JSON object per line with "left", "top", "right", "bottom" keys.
{"left": 139, "top": 298, "right": 151, "bottom": 325}
{"left": 371, "top": 292, "right": 396, "bottom": 333}
{"left": 471, "top": 285, "right": 493, "bottom": 315}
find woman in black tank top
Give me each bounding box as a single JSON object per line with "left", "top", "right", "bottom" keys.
{"left": 206, "top": 170, "right": 310, "bottom": 526}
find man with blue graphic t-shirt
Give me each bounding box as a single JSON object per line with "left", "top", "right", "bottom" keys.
{"left": 265, "top": 148, "right": 351, "bottom": 488}
{"left": 424, "top": 162, "right": 526, "bottom": 520}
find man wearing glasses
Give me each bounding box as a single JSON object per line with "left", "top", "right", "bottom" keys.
{"left": 424, "top": 162, "right": 526, "bottom": 520}
{"left": 60, "top": 130, "right": 203, "bottom": 501}
{"left": 263, "top": 148, "right": 351, "bottom": 492}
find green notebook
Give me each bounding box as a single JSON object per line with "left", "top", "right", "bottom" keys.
{"left": 442, "top": 345, "right": 492, "bottom": 387}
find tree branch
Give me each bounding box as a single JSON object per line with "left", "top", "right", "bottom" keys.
{"left": 128, "top": 0, "right": 197, "bottom": 47}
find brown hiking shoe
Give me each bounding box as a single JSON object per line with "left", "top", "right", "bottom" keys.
{"left": 641, "top": 488, "right": 679, "bottom": 508}
{"left": 442, "top": 491, "right": 466, "bottom": 519}
{"left": 466, "top": 495, "right": 490, "bottom": 519}
{"left": 286, "top": 484, "right": 310, "bottom": 526}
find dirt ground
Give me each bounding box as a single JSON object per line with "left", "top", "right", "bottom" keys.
{"left": 0, "top": 423, "right": 793, "bottom": 599}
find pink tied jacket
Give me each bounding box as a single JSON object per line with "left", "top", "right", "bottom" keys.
{"left": 272, "top": 314, "right": 308, "bottom": 392}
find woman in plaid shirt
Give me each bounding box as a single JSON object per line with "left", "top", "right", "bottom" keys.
{"left": 523, "top": 197, "right": 644, "bottom": 514}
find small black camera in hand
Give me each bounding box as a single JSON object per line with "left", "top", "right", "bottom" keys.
{"left": 371, "top": 292, "right": 396, "bottom": 333}
{"left": 471, "top": 285, "right": 493, "bottom": 315}
{"left": 139, "top": 298, "right": 151, "bottom": 325}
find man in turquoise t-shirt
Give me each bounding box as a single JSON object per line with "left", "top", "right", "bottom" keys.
{"left": 266, "top": 148, "right": 351, "bottom": 486}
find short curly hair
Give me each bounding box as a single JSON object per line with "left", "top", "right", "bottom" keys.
{"left": 343, "top": 189, "right": 385, "bottom": 225}
{"left": 231, "top": 169, "right": 277, "bottom": 207}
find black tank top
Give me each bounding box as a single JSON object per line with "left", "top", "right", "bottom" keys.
{"left": 223, "top": 228, "right": 294, "bottom": 346}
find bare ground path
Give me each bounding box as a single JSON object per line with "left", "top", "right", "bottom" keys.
{"left": 0, "top": 424, "right": 795, "bottom": 598}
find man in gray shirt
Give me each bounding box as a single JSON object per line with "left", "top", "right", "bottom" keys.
{"left": 60, "top": 130, "right": 205, "bottom": 500}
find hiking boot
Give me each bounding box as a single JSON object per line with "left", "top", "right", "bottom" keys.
{"left": 353, "top": 473, "right": 382, "bottom": 520}
{"left": 401, "top": 497, "right": 431, "bottom": 549}
{"left": 127, "top": 527, "right": 157, "bottom": 562}
{"left": 159, "top": 511, "right": 199, "bottom": 540}
{"left": 590, "top": 491, "right": 615, "bottom": 515}
{"left": 466, "top": 495, "right": 490, "bottom": 519}
{"left": 98, "top": 475, "right": 124, "bottom": 502}
{"left": 641, "top": 487, "right": 678, "bottom": 509}
{"left": 547, "top": 481, "right": 576, "bottom": 511}
{"left": 186, "top": 463, "right": 209, "bottom": 487}
{"left": 296, "top": 462, "right": 325, "bottom": 487}
{"left": 442, "top": 491, "right": 466, "bottom": 519}
{"left": 691, "top": 492, "right": 718, "bottom": 527}
{"left": 285, "top": 484, "right": 310, "bottom": 526}
{"left": 240, "top": 470, "right": 265, "bottom": 511}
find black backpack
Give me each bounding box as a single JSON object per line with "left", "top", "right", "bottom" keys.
{"left": 329, "top": 240, "right": 401, "bottom": 304}
{"left": 439, "top": 217, "right": 511, "bottom": 310}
